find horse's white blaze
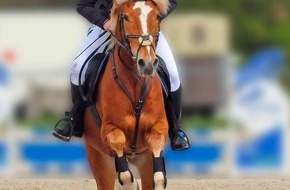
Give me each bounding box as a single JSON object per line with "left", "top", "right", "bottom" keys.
{"left": 133, "top": 2, "right": 152, "bottom": 34}
{"left": 147, "top": 46, "right": 151, "bottom": 58}
{"left": 134, "top": 2, "right": 153, "bottom": 56}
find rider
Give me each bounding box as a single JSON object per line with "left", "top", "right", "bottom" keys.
{"left": 52, "top": 0, "right": 190, "bottom": 151}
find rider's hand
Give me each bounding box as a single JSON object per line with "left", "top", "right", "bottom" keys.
{"left": 103, "top": 19, "right": 111, "bottom": 32}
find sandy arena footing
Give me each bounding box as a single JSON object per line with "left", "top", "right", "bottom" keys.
{"left": 0, "top": 179, "right": 290, "bottom": 190}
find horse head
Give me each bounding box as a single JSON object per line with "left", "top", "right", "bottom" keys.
{"left": 110, "top": 0, "right": 169, "bottom": 76}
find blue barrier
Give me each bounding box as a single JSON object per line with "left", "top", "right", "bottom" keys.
{"left": 0, "top": 62, "right": 10, "bottom": 86}
{"left": 165, "top": 144, "right": 221, "bottom": 163}
{"left": 236, "top": 127, "right": 282, "bottom": 168}
{"left": 19, "top": 141, "right": 89, "bottom": 174}
{"left": 0, "top": 141, "right": 8, "bottom": 168}
{"left": 16, "top": 128, "right": 224, "bottom": 175}
{"left": 164, "top": 129, "right": 223, "bottom": 175}
{"left": 236, "top": 48, "right": 285, "bottom": 87}
{"left": 20, "top": 143, "right": 86, "bottom": 163}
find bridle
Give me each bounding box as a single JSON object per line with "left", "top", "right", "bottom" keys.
{"left": 111, "top": 3, "right": 161, "bottom": 61}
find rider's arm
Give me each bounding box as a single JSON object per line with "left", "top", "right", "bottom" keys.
{"left": 160, "top": 0, "right": 177, "bottom": 20}
{"left": 76, "top": 0, "right": 111, "bottom": 29}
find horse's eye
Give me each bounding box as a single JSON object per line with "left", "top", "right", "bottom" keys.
{"left": 157, "top": 15, "right": 162, "bottom": 21}
{"left": 122, "top": 14, "right": 129, "bottom": 22}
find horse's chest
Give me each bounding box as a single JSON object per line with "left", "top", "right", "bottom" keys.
{"left": 109, "top": 113, "right": 156, "bottom": 131}
{"left": 118, "top": 115, "right": 136, "bottom": 129}
{"left": 100, "top": 73, "right": 162, "bottom": 130}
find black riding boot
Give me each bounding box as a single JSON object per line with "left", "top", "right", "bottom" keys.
{"left": 52, "top": 83, "right": 85, "bottom": 142}
{"left": 166, "top": 86, "right": 190, "bottom": 150}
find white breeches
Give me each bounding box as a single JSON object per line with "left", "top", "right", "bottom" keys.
{"left": 70, "top": 26, "right": 181, "bottom": 92}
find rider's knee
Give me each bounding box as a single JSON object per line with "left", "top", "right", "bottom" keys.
{"left": 70, "top": 60, "right": 82, "bottom": 85}
{"left": 169, "top": 71, "right": 181, "bottom": 92}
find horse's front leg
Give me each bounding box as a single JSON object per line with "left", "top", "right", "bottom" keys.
{"left": 106, "top": 127, "right": 139, "bottom": 190}
{"left": 146, "top": 122, "right": 168, "bottom": 190}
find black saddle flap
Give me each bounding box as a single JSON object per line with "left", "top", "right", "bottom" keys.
{"left": 85, "top": 53, "right": 109, "bottom": 102}
{"left": 157, "top": 56, "right": 171, "bottom": 99}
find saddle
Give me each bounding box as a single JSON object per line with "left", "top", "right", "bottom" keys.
{"left": 81, "top": 52, "right": 171, "bottom": 126}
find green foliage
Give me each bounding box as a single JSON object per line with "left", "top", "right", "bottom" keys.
{"left": 182, "top": 116, "right": 228, "bottom": 129}
{"left": 18, "top": 115, "right": 59, "bottom": 129}
{"left": 177, "top": 0, "right": 289, "bottom": 53}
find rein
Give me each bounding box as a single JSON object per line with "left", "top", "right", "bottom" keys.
{"left": 111, "top": 46, "right": 153, "bottom": 154}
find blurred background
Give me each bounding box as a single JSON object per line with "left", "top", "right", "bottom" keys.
{"left": 0, "top": 0, "right": 289, "bottom": 179}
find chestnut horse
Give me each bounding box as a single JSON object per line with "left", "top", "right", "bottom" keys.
{"left": 83, "top": 0, "right": 170, "bottom": 189}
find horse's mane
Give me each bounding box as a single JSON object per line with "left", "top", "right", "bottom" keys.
{"left": 113, "top": 0, "right": 169, "bottom": 14}
{"left": 110, "top": 0, "right": 169, "bottom": 35}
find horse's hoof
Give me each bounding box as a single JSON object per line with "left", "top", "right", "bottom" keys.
{"left": 118, "top": 170, "right": 139, "bottom": 190}
{"left": 118, "top": 179, "right": 139, "bottom": 190}
{"left": 153, "top": 171, "right": 167, "bottom": 190}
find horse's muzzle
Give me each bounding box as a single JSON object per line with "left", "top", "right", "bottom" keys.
{"left": 137, "top": 58, "right": 159, "bottom": 76}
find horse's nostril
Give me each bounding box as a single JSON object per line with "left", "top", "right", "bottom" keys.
{"left": 138, "top": 59, "right": 146, "bottom": 67}
{"left": 153, "top": 58, "right": 159, "bottom": 68}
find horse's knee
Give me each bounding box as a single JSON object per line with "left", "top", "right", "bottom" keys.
{"left": 146, "top": 132, "right": 166, "bottom": 157}
{"left": 106, "top": 128, "right": 126, "bottom": 156}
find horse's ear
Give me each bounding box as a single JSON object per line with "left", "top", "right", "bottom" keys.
{"left": 152, "top": 0, "right": 170, "bottom": 15}
{"left": 114, "top": 0, "right": 128, "bottom": 6}
{"left": 110, "top": 1, "right": 123, "bottom": 34}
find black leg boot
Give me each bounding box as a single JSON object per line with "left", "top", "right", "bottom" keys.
{"left": 52, "top": 83, "right": 85, "bottom": 142}
{"left": 166, "top": 86, "right": 190, "bottom": 150}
